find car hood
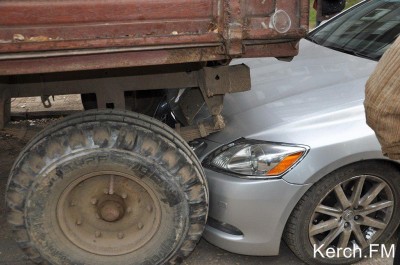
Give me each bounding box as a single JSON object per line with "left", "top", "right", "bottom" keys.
{"left": 206, "top": 39, "right": 378, "bottom": 144}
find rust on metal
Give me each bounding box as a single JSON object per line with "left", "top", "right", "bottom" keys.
{"left": 176, "top": 114, "right": 226, "bottom": 142}
{"left": 0, "top": 47, "right": 225, "bottom": 76}
{"left": 200, "top": 64, "right": 251, "bottom": 97}
{"left": 0, "top": 0, "right": 308, "bottom": 76}
{"left": 223, "top": 0, "right": 244, "bottom": 56}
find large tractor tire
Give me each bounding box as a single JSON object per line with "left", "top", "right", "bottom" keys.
{"left": 6, "top": 109, "right": 208, "bottom": 265}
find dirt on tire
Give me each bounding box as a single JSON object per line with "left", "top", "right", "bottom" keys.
{"left": 6, "top": 109, "right": 208, "bottom": 265}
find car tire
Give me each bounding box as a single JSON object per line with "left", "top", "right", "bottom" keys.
{"left": 6, "top": 109, "right": 208, "bottom": 265}
{"left": 284, "top": 161, "right": 400, "bottom": 265}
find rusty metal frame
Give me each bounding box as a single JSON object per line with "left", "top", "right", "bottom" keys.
{"left": 200, "top": 64, "right": 250, "bottom": 97}
{"left": 0, "top": 64, "right": 251, "bottom": 140}
{"left": 223, "top": 0, "right": 244, "bottom": 55}
{"left": 5, "top": 64, "right": 250, "bottom": 99}
{"left": 0, "top": 0, "right": 308, "bottom": 137}
{"left": 0, "top": 81, "right": 11, "bottom": 129}
{"left": 0, "top": 0, "right": 308, "bottom": 76}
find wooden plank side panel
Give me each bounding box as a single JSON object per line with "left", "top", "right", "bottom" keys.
{"left": 0, "top": 47, "right": 227, "bottom": 76}
{"left": 0, "top": 0, "right": 308, "bottom": 75}
{"left": 245, "top": 0, "right": 276, "bottom": 16}
{"left": 0, "top": 22, "right": 221, "bottom": 53}
{"left": 0, "top": 0, "right": 219, "bottom": 53}
{"left": 0, "top": 0, "right": 214, "bottom": 25}
{"left": 244, "top": 0, "right": 309, "bottom": 40}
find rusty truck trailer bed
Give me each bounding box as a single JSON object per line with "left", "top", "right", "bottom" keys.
{"left": 0, "top": 0, "right": 308, "bottom": 75}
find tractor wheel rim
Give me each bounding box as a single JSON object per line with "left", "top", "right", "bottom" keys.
{"left": 57, "top": 171, "right": 161, "bottom": 255}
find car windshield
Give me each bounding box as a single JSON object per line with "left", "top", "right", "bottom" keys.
{"left": 307, "top": 0, "right": 400, "bottom": 61}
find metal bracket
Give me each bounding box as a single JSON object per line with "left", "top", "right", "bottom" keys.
{"left": 176, "top": 64, "right": 250, "bottom": 140}
{"left": 0, "top": 86, "right": 11, "bottom": 130}
{"left": 198, "top": 64, "right": 250, "bottom": 117}
{"left": 96, "top": 88, "right": 126, "bottom": 110}
{"left": 176, "top": 114, "right": 226, "bottom": 142}
{"left": 200, "top": 64, "right": 251, "bottom": 97}
{"left": 224, "top": 0, "right": 244, "bottom": 56}
{"left": 41, "top": 95, "right": 54, "bottom": 108}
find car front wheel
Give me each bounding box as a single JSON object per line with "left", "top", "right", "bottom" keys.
{"left": 284, "top": 161, "right": 400, "bottom": 265}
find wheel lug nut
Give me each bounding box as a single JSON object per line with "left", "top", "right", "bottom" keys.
{"left": 117, "top": 232, "right": 125, "bottom": 239}
{"left": 138, "top": 222, "right": 144, "bottom": 230}
{"left": 344, "top": 222, "right": 350, "bottom": 228}
{"left": 91, "top": 198, "right": 98, "bottom": 205}
{"left": 95, "top": 231, "right": 102, "bottom": 238}
{"left": 76, "top": 218, "right": 82, "bottom": 225}
{"left": 354, "top": 215, "right": 360, "bottom": 220}
{"left": 121, "top": 193, "right": 127, "bottom": 199}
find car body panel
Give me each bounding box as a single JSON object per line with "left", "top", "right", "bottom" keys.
{"left": 200, "top": 38, "right": 395, "bottom": 255}
{"left": 203, "top": 39, "right": 391, "bottom": 186}
{"left": 200, "top": 0, "right": 400, "bottom": 256}
{"left": 203, "top": 167, "right": 312, "bottom": 256}
{"left": 207, "top": 39, "right": 378, "bottom": 145}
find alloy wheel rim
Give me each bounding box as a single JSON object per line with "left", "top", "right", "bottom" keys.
{"left": 309, "top": 175, "right": 394, "bottom": 256}
{"left": 57, "top": 171, "right": 162, "bottom": 255}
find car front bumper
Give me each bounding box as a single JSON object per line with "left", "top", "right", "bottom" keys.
{"left": 203, "top": 168, "right": 312, "bottom": 256}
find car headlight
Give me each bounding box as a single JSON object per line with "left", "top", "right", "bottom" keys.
{"left": 203, "top": 139, "right": 309, "bottom": 178}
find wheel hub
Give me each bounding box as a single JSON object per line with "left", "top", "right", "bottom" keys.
{"left": 342, "top": 210, "right": 355, "bottom": 222}
{"left": 98, "top": 195, "right": 126, "bottom": 222}
{"left": 57, "top": 171, "right": 162, "bottom": 256}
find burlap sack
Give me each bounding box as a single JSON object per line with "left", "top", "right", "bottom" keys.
{"left": 364, "top": 36, "right": 400, "bottom": 159}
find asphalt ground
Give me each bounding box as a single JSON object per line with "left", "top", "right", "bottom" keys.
{"left": 0, "top": 96, "right": 395, "bottom": 264}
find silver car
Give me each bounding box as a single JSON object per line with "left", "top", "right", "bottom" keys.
{"left": 197, "top": 1, "right": 400, "bottom": 264}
